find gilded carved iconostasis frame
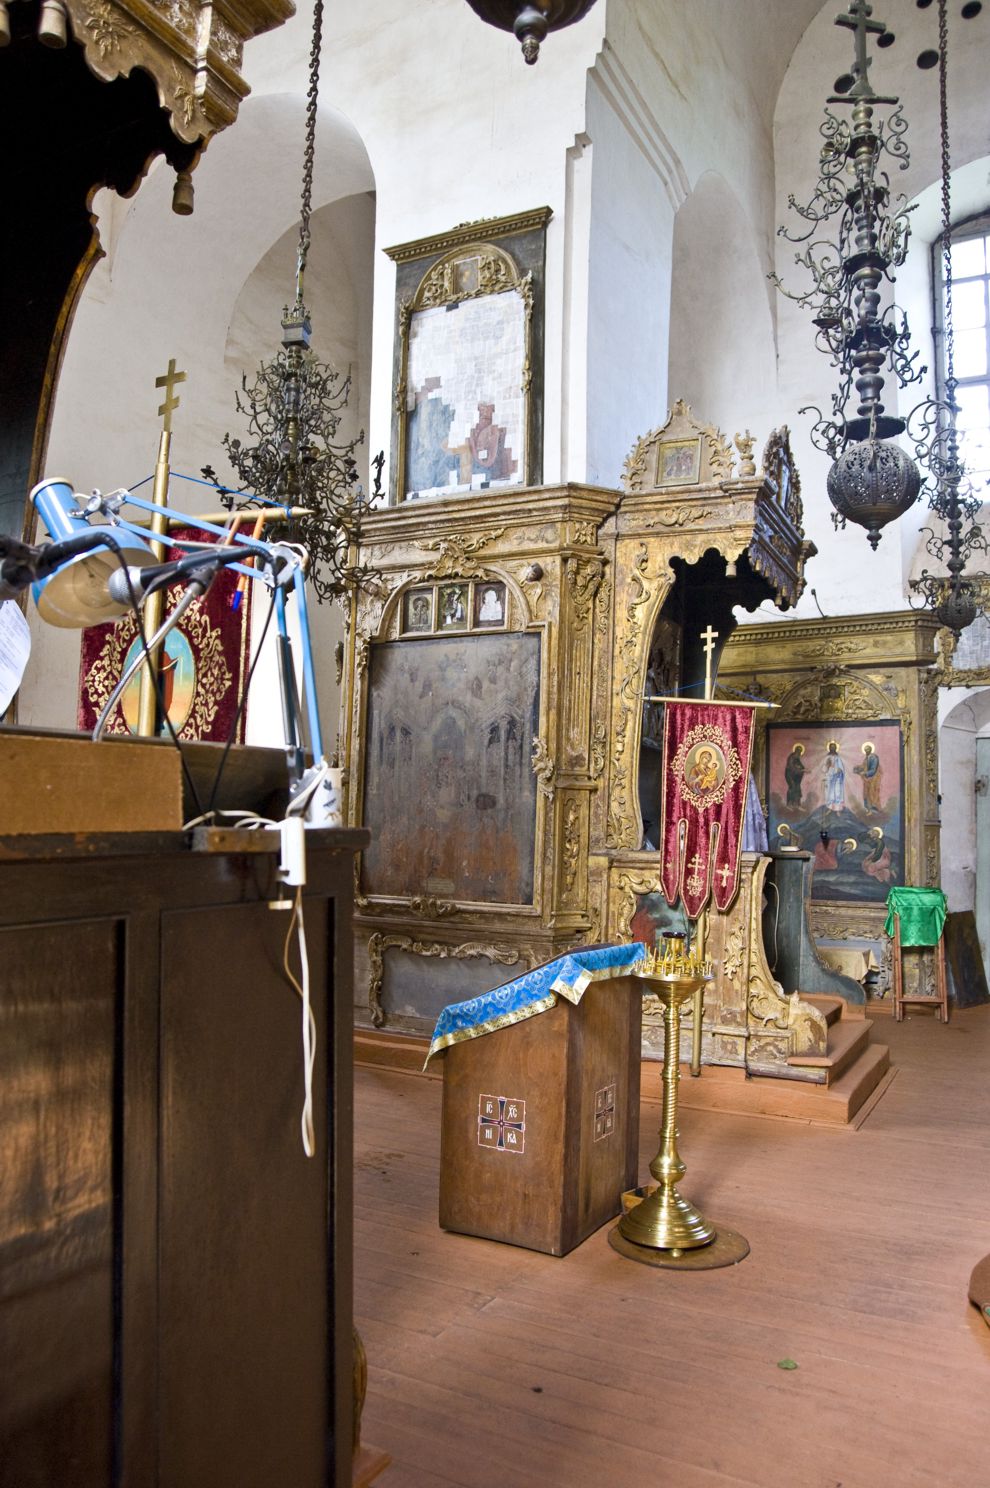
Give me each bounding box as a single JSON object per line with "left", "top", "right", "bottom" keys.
{"left": 719, "top": 613, "right": 942, "bottom": 966}
{"left": 343, "top": 400, "right": 843, "bottom": 1078}
{"left": 385, "top": 209, "right": 550, "bottom": 506}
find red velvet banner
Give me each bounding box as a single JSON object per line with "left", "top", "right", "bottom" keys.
{"left": 77, "top": 528, "right": 252, "bottom": 742}
{"left": 658, "top": 701, "right": 755, "bottom": 920}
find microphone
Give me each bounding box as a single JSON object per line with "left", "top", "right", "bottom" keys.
{"left": 105, "top": 544, "right": 271, "bottom": 607}
{"left": 0, "top": 529, "right": 121, "bottom": 602}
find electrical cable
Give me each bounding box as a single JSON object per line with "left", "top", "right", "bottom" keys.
{"left": 765, "top": 878, "right": 781, "bottom": 973}
{"left": 282, "top": 883, "right": 316, "bottom": 1158}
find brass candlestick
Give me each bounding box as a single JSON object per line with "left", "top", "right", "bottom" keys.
{"left": 619, "top": 960, "right": 715, "bottom": 1253}
{"left": 610, "top": 938, "right": 749, "bottom": 1270}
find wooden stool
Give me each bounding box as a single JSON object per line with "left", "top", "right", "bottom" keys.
{"left": 887, "top": 887, "right": 949, "bottom": 1024}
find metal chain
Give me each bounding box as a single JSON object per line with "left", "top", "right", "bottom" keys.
{"left": 295, "top": 0, "right": 324, "bottom": 301}
{"left": 937, "top": 0, "right": 954, "bottom": 391}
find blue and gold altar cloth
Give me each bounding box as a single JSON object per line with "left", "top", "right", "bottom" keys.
{"left": 425, "top": 942, "right": 647, "bottom": 1063}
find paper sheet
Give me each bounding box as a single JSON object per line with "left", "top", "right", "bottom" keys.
{"left": 0, "top": 602, "right": 31, "bottom": 715}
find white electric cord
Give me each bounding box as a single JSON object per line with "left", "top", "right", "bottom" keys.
{"left": 282, "top": 884, "right": 316, "bottom": 1158}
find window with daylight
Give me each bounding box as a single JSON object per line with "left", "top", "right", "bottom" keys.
{"left": 932, "top": 211, "right": 990, "bottom": 489}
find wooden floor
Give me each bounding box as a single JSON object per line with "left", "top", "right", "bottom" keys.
{"left": 354, "top": 1006, "right": 990, "bottom": 1488}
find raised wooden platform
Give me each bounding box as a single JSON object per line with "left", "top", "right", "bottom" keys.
{"left": 354, "top": 1010, "right": 895, "bottom": 1128}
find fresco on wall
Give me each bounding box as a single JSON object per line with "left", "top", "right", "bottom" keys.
{"left": 766, "top": 720, "right": 904, "bottom": 903}
{"left": 404, "top": 291, "right": 524, "bottom": 499}
{"left": 362, "top": 632, "right": 540, "bottom": 904}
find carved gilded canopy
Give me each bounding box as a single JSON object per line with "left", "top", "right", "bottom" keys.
{"left": 619, "top": 400, "right": 814, "bottom": 611}
{"left": 60, "top": 0, "right": 294, "bottom": 144}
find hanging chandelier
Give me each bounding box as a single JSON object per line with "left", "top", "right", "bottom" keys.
{"left": 463, "top": 0, "right": 600, "bottom": 64}
{"left": 774, "top": 0, "right": 985, "bottom": 636}
{"left": 908, "top": 0, "right": 986, "bottom": 636}
{"left": 222, "top": 0, "right": 377, "bottom": 605}
{"left": 773, "top": 0, "right": 925, "bottom": 551}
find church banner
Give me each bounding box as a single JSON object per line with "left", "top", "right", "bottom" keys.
{"left": 77, "top": 528, "right": 252, "bottom": 743}
{"left": 658, "top": 701, "right": 755, "bottom": 920}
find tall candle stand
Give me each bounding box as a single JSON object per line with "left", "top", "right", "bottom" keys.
{"left": 609, "top": 939, "right": 750, "bottom": 1270}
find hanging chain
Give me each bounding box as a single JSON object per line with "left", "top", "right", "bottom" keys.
{"left": 937, "top": 0, "right": 954, "bottom": 393}
{"left": 295, "top": 0, "right": 324, "bottom": 305}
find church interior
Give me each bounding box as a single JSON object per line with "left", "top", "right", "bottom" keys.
{"left": 2, "top": 0, "right": 990, "bottom": 1484}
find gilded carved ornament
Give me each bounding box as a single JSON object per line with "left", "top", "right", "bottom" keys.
{"left": 775, "top": 667, "right": 898, "bottom": 725}
{"left": 384, "top": 208, "right": 553, "bottom": 267}
{"left": 607, "top": 544, "right": 658, "bottom": 848}
{"left": 408, "top": 896, "right": 457, "bottom": 919}
{"left": 594, "top": 573, "right": 612, "bottom": 637}
{"left": 621, "top": 400, "right": 737, "bottom": 494}
{"left": 734, "top": 431, "right": 757, "bottom": 478}
{"left": 531, "top": 738, "right": 556, "bottom": 799}
{"left": 561, "top": 799, "right": 581, "bottom": 895}
{"left": 590, "top": 721, "right": 607, "bottom": 781}
{"left": 420, "top": 529, "right": 507, "bottom": 579}
{"left": 641, "top": 506, "right": 718, "bottom": 530}
{"left": 366, "top": 933, "right": 524, "bottom": 1027}
{"left": 760, "top": 426, "right": 804, "bottom": 530}
{"left": 613, "top": 869, "right": 665, "bottom": 940}
{"left": 61, "top": 0, "right": 288, "bottom": 145}
{"left": 563, "top": 555, "right": 605, "bottom": 626}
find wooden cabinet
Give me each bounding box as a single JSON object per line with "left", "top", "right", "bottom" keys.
{"left": 0, "top": 828, "right": 366, "bottom": 1488}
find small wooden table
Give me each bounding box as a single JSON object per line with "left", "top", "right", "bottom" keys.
{"left": 886, "top": 887, "right": 949, "bottom": 1023}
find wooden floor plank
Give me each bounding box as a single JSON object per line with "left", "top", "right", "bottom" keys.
{"left": 354, "top": 1007, "right": 990, "bottom": 1487}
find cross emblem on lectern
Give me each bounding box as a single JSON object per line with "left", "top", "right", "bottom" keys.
{"left": 478, "top": 1095, "right": 526, "bottom": 1154}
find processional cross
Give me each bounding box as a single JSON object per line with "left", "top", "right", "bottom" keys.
{"left": 701, "top": 625, "right": 718, "bottom": 701}
{"left": 155, "top": 358, "right": 186, "bottom": 432}
{"left": 138, "top": 358, "right": 187, "bottom": 738}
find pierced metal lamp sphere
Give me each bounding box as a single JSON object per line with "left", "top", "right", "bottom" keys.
{"left": 463, "top": 0, "right": 600, "bottom": 62}
{"left": 826, "top": 439, "right": 922, "bottom": 550}
{"left": 934, "top": 581, "right": 978, "bottom": 638}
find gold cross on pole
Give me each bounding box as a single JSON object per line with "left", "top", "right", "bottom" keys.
{"left": 155, "top": 358, "right": 186, "bottom": 432}
{"left": 701, "top": 625, "right": 718, "bottom": 701}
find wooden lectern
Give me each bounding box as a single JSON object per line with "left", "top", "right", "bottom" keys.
{"left": 438, "top": 973, "right": 643, "bottom": 1256}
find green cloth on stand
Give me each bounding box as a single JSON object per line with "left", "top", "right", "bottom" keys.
{"left": 884, "top": 887, "right": 947, "bottom": 947}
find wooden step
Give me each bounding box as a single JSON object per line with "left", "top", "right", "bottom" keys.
{"left": 802, "top": 994, "right": 846, "bottom": 1027}
{"left": 825, "top": 1042, "right": 892, "bottom": 1122}
{"left": 356, "top": 1027, "right": 896, "bottom": 1126}
{"left": 787, "top": 1016, "right": 872, "bottom": 1084}
{"left": 657, "top": 1042, "right": 893, "bottom": 1126}
{"left": 354, "top": 1028, "right": 439, "bottom": 1079}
